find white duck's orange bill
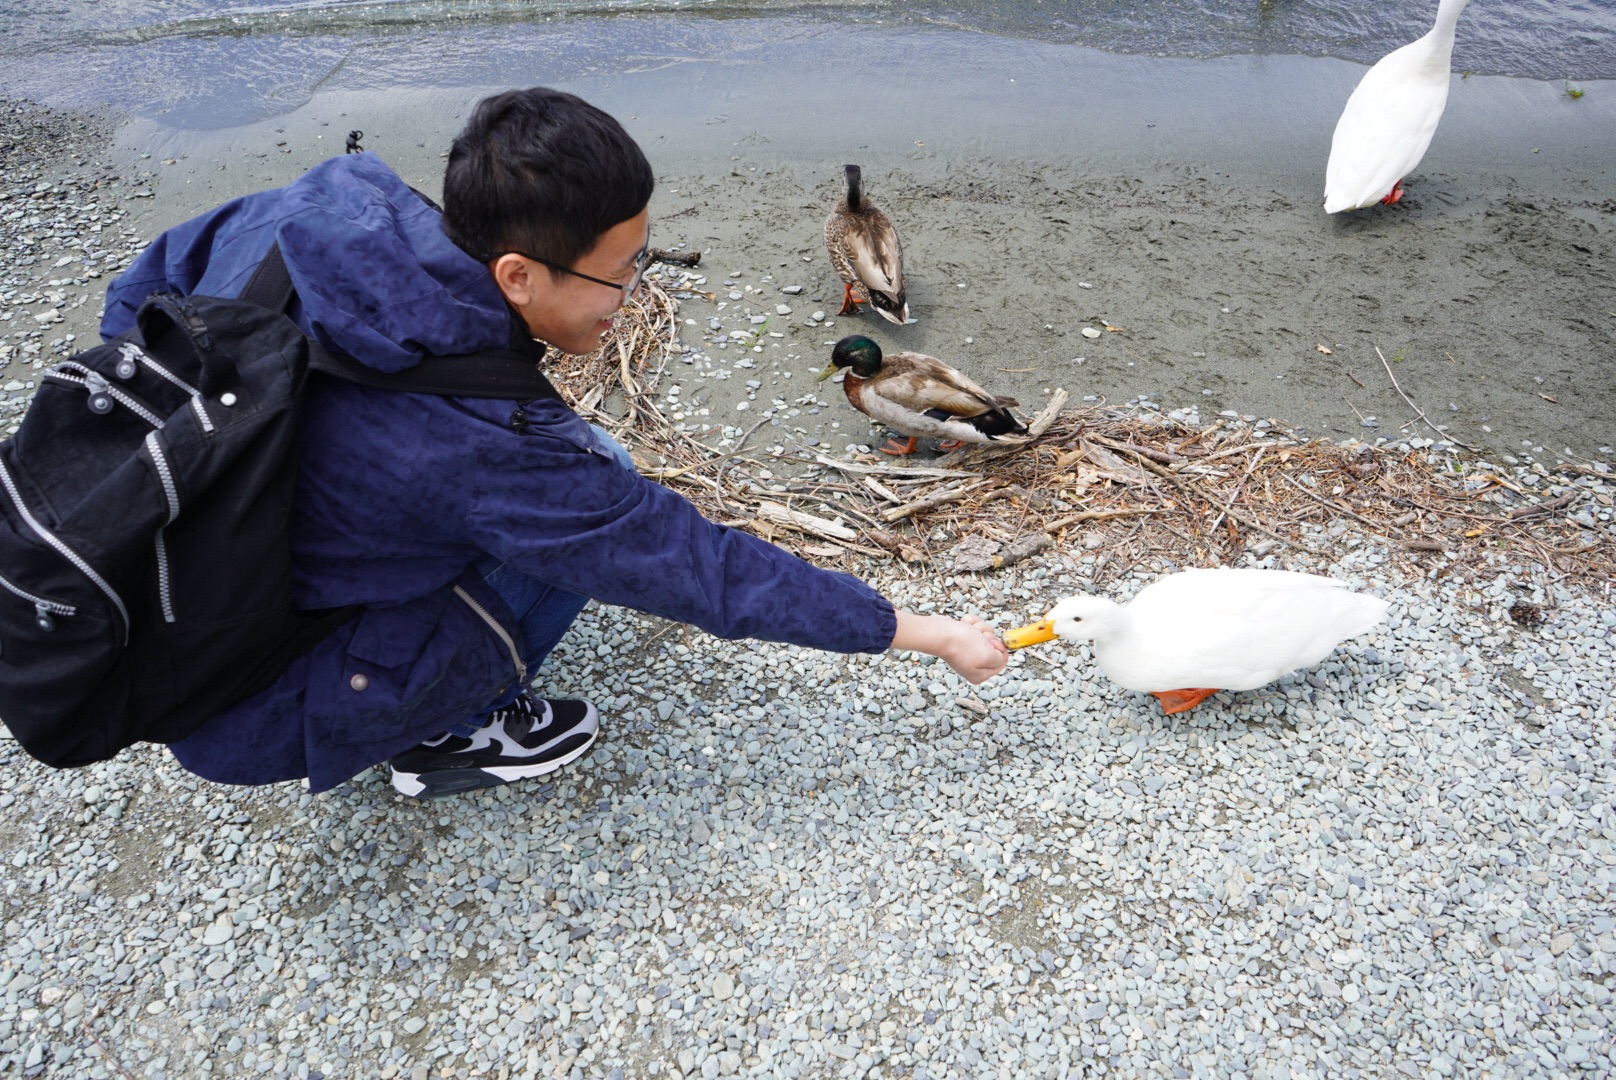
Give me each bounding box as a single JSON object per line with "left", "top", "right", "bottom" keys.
{"left": 1004, "top": 618, "right": 1056, "bottom": 649}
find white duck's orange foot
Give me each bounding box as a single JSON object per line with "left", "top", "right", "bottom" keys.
{"left": 879, "top": 436, "right": 920, "bottom": 455}
{"left": 1150, "top": 688, "right": 1220, "bottom": 714}
{"left": 1380, "top": 180, "right": 1405, "bottom": 206}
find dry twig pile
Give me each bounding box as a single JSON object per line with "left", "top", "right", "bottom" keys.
{"left": 549, "top": 275, "right": 1615, "bottom": 589}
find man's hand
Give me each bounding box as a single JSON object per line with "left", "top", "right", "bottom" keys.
{"left": 890, "top": 610, "right": 1010, "bottom": 685}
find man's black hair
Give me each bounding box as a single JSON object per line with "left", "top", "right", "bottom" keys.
{"left": 442, "top": 88, "right": 654, "bottom": 272}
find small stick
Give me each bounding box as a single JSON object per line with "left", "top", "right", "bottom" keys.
{"left": 788, "top": 491, "right": 887, "bottom": 529}
{"left": 1343, "top": 398, "right": 1369, "bottom": 424}
{"left": 1375, "top": 346, "right": 1484, "bottom": 451}
{"left": 1278, "top": 472, "right": 1386, "bottom": 532}
{"left": 85, "top": 996, "right": 138, "bottom": 1080}
{"left": 880, "top": 479, "right": 1004, "bottom": 523}
{"left": 1346, "top": 370, "right": 1366, "bottom": 389}
{"left": 1120, "top": 442, "right": 1186, "bottom": 466}
{"left": 1207, "top": 445, "right": 1267, "bottom": 536}
{"left": 640, "top": 418, "right": 769, "bottom": 479}
{"left": 648, "top": 247, "right": 701, "bottom": 267}
{"left": 1183, "top": 441, "right": 1280, "bottom": 466}
{"left": 1043, "top": 507, "right": 1169, "bottom": 532}
{"left": 1172, "top": 420, "right": 1224, "bottom": 455}
{"left": 863, "top": 476, "right": 904, "bottom": 504}
{"left": 1508, "top": 492, "right": 1577, "bottom": 521}
{"left": 812, "top": 456, "right": 981, "bottom": 480}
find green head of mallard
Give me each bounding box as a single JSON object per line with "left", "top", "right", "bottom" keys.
{"left": 819, "top": 334, "right": 884, "bottom": 381}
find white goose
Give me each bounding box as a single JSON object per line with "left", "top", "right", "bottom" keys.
{"left": 1324, "top": 0, "right": 1471, "bottom": 213}
{"left": 1005, "top": 569, "right": 1390, "bottom": 714}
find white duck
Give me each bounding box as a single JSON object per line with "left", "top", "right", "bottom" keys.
{"left": 1324, "top": 0, "right": 1470, "bottom": 213}
{"left": 1004, "top": 569, "right": 1390, "bottom": 714}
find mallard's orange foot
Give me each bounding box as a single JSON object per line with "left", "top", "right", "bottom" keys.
{"left": 837, "top": 283, "right": 861, "bottom": 316}
{"left": 1150, "top": 688, "right": 1220, "bottom": 715}
{"left": 936, "top": 439, "right": 967, "bottom": 451}
{"left": 1380, "top": 180, "right": 1405, "bottom": 206}
{"left": 879, "top": 436, "right": 920, "bottom": 455}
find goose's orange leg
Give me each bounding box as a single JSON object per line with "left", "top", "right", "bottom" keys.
{"left": 879, "top": 436, "right": 920, "bottom": 455}
{"left": 1150, "top": 688, "right": 1220, "bottom": 714}
{"left": 936, "top": 439, "right": 966, "bottom": 451}
{"left": 1380, "top": 180, "right": 1405, "bottom": 206}
{"left": 838, "top": 283, "right": 861, "bottom": 316}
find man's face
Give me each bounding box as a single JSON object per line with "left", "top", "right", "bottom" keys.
{"left": 492, "top": 208, "right": 651, "bottom": 356}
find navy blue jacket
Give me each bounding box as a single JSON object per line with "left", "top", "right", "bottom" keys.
{"left": 101, "top": 153, "right": 896, "bottom": 792}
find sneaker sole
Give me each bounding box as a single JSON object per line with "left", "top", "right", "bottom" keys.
{"left": 390, "top": 729, "right": 598, "bottom": 799}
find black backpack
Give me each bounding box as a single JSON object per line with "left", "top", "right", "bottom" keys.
{"left": 0, "top": 245, "right": 561, "bottom": 768}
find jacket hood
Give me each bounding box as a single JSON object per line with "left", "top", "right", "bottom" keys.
{"left": 275, "top": 153, "right": 514, "bottom": 373}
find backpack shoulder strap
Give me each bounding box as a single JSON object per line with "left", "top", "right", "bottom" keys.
{"left": 242, "top": 243, "right": 563, "bottom": 403}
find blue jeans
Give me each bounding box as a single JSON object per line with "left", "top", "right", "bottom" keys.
{"left": 452, "top": 423, "right": 634, "bottom": 733}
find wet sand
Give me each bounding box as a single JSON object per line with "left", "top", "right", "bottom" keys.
{"left": 23, "top": 26, "right": 1616, "bottom": 460}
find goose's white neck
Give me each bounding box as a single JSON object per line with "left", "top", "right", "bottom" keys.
{"left": 1432, "top": 0, "right": 1471, "bottom": 39}
{"left": 1404, "top": 0, "right": 1468, "bottom": 77}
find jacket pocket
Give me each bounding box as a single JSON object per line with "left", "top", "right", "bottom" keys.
{"left": 325, "top": 580, "right": 513, "bottom": 745}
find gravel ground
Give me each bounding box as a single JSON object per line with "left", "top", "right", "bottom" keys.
{"left": 0, "top": 99, "right": 155, "bottom": 427}
{"left": 3, "top": 99, "right": 1615, "bottom": 1079}
{"left": 2, "top": 529, "right": 1614, "bottom": 1080}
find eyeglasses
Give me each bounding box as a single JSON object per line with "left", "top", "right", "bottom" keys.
{"left": 494, "top": 245, "right": 652, "bottom": 299}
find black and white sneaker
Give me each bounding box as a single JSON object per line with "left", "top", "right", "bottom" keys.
{"left": 389, "top": 694, "right": 599, "bottom": 799}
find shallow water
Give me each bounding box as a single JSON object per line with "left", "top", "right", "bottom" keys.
{"left": 2, "top": 0, "right": 1612, "bottom": 126}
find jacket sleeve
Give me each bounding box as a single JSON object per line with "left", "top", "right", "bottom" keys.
{"left": 464, "top": 408, "right": 897, "bottom": 655}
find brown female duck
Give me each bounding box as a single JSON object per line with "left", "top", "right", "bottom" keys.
{"left": 824, "top": 164, "right": 909, "bottom": 325}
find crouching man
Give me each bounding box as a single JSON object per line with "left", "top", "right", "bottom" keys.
{"left": 102, "top": 87, "right": 1007, "bottom": 798}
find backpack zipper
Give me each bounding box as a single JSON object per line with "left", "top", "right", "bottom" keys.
{"left": 452, "top": 585, "right": 527, "bottom": 684}
{"left": 121, "top": 342, "right": 200, "bottom": 396}
{"left": 46, "top": 362, "right": 166, "bottom": 428}
{"left": 144, "top": 432, "right": 181, "bottom": 623}
{"left": 119, "top": 343, "right": 215, "bottom": 434}
{"left": 0, "top": 454, "right": 130, "bottom": 644}
{"left": 0, "top": 568, "right": 76, "bottom": 632}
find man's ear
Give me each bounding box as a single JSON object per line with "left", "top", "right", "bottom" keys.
{"left": 490, "top": 253, "right": 536, "bottom": 307}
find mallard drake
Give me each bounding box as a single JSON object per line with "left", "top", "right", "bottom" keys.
{"left": 1324, "top": 0, "right": 1470, "bottom": 212}
{"left": 818, "top": 334, "right": 1027, "bottom": 455}
{"left": 1005, "top": 569, "right": 1390, "bottom": 714}
{"left": 824, "top": 164, "right": 909, "bottom": 325}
